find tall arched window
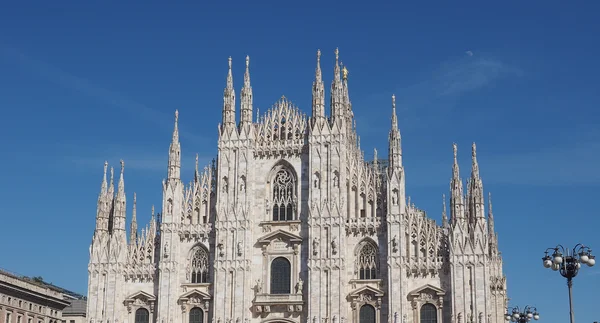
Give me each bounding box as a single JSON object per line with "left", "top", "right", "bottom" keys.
{"left": 357, "top": 241, "right": 378, "bottom": 279}
{"left": 271, "top": 168, "right": 296, "bottom": 221}
{"left": 189, "top": 308, "right": 203, "bottom": 323}
{"left": 134, "top": 308, "right": 149, "bottom": 323}
{"left": 190, "top": 246, "right": 209, "bottom": 283}
{"left": 270, "top": 257, "right": 291, "bottom": 294}
{"left": 359, "top": 304, "right": 376, "bottom": 323}
{"left": 420, "top": 304, "right": 437, "bottom": 323}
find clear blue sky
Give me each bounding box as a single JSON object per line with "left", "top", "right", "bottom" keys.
{"left": 1, "top": 1, "right": 599, "bottom": 322}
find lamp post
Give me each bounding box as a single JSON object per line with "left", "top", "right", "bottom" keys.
{"left": 504, "top": 306, "right": 540, "bottom": 323}
{"left": 542, "top": 244, "right": 595, "bottom": 323}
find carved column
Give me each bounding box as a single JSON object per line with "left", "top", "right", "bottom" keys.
{"left": 181, "top": 303, "right": 188, "bottom": 323}
{"left": 411, "top": 301, "right": 418, "bottom": 323}
{"left": 437, "top": 297, "right": 443, "bottom": 323}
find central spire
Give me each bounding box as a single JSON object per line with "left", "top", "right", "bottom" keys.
{"left": 240, "top": 55, "right": 253, "bottom": 127}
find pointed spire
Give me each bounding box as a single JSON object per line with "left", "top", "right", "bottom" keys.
{"left": 468, "top": 142, "right": 484, "bottom": 219}
{"left": 471, "top": 142, "right": 480, "bottom": 179}
{"left": 117, "top": 159, "right": 125, "bottom": 196}
{"left": 340, "top": 61, "right": 354, "bottom": 125}
{"left": 244, "top": 55, "right": 250, "bottom": 87}
{"left": 149, "top": 205, "right": 157, "bottom": 237}
{"left": 95, "top": 161, "right": 110, "bottom": 232}
{"left": 109, "top": 159, "right": 127, "bottom": 233}
{"left": 334, "top": 48, "right": 340, "bottom": 82}
{"left": 450, "top": 143, "right": 465, "bottom": 224}
{"left": 240, "top": 55, "right": 253, "bottom": 126}
{"left": 312, "top": 49, "right": 325, "bottom": 119}
{"left": 172, "top": 109, "right": 179, "bottom": 143}
{"left": 108, "top": 166, "right": 115, "bottom": 198}
{"left": 227, "top": 56, "right": 233, "bottom": 87}
{"left": 391, "top": 94, "right": 398, "bottom": 128}
{"left": 442, "top": 194, "right": 448, "bottom": 227}
{"left": 330, "top": 48, "right": 344, "bottom": 121}
{"left": 101, "top": 161, "right": 108, "bottom": 194}
{"left": 130, "top": 192, "right": 138, "bottom": 243}
{"left": 388, "top": 94, "right": 402, "bottom": 170}
{"left": 168, "top": 110, "right": 181, "bottom": 179}
{"left": 488, "top": 192, "right": 495, "bottom": 232}
{"left": 222, "top": 57, "right": 236, "bottom": 129}
{"left": 452, "top": 143, "right": 460, "bottom": 183}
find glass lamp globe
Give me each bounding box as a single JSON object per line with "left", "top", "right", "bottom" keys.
{"left": 576, "top": 262, "right": 581, "bottom": 269}
{"left": 587, "top": 256, "right": 596, "bottom": 267}
{"left": 513, "top": 313, "right": 520, "bottom": 319}
{"left": 505, "top": 315, "right": 511, "bottom": 321}
{"left": 551, "top": 263, "right": 560, "bottom": 271}
{"left": 527, "top": 312, "right": 533, "bottom": 319}
{"left": 533, "top": 314, "right": 540, "bottom": 320}
{"left": 543, "top": 259, "right": 552, "bottom": 268}
{"left": 580, "top": 254, "right": 589, "bottom": 263}
{"left": 553, "top": 255, "right": 563, "bottom": 264}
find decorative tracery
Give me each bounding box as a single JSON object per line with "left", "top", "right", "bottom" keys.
{"left": 357, "top": 241, "right": 378, "bottom": 279}
{"left": 190, "top": 246, "right": 209, "bottom": 283}
{"left": 272, "top": 168, "right": 296, "bottom": 221}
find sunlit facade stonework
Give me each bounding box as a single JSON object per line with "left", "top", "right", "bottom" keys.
{"left": 86, "top": 50, "right": 508, "bottom": 323}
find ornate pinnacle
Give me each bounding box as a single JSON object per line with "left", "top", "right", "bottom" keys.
{"left": 120, "top": 159, "right": 125, "bottom": 174}
{"left": 472, "top": 142, "right": 477, "bottom": 158}
{"left": 317, "top": 49, "right": 321, "bottom": 63}
{"left": 245, "top": 55, "right": 249, "bottom": 68}
{"left": 335, "top": 47, "right": 339, "bottom": 62}
{"left": 228, "top": 56, "right": 232, "bottom": 69}
{"left": 453, "top": 143, "right": 458, "bottom": 161}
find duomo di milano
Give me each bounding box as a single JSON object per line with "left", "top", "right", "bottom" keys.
{"left": 86, "top": 49, "right": 508, "bottom": 323}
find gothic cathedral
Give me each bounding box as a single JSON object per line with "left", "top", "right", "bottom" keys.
{"left": 86, "top": 49, "right": 508, "bottom": 323}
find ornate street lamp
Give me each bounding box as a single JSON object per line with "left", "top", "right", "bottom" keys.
{"left": 542, "top": 244, "right": 595, "bottom": 323}
{"left": 504, "top": 306, "right": 540, "bottom": 322}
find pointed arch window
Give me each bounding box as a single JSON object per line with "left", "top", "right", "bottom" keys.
{"left": 420, "top": 304, "right": 437, "bottom": 323}
{"left": 357, "top": 241, "right": 378, "bottom": 279}
{"left": 271, "top": 168, "right": 296, "bottom": 221}
{"left": 190, "top": 246, "right": 209, "bottom": 283}
{"left": 359, "top": 304, "right": 376, "bottom": 323}
{"left": 270, "top": 257, "right": 291, "bottom": 294}
{"left": 134, "top": 308, "right": 149, "bottom": 323}
{"left": 189, "top": 308, "right": 203, "bottom": 323}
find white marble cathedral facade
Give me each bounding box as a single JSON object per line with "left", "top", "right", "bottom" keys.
{"left": 86, "top": 49, "right": 508, "bottom": 323}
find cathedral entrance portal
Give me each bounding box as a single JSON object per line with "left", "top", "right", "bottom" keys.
{"left": 189, "top": 307, "right": 204, "bottom": 323}
{"left": 360, "top": 304, "right": 376, "bottom": 323}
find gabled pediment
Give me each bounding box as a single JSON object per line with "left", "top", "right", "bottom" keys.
{"left": 348, "top": 285, "right": 385, "bottom": 298}
{"left": 125, "top": 290, "right": 156, "bottom": 302}
{"left": 408, "top": 284, "right": 445, "bottom": 297}
{"left": 179, "top": 289, "right": 211, "bottom": 301}
{"left": 257, "top": 229, "right": 302, "bottom": 245}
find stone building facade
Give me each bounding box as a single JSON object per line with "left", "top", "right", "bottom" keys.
{"left": 85, "top": 49, "right": 508, "bottom": 323}
{"left": 0, "top": 270, "right": 70, "bottom": 323}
